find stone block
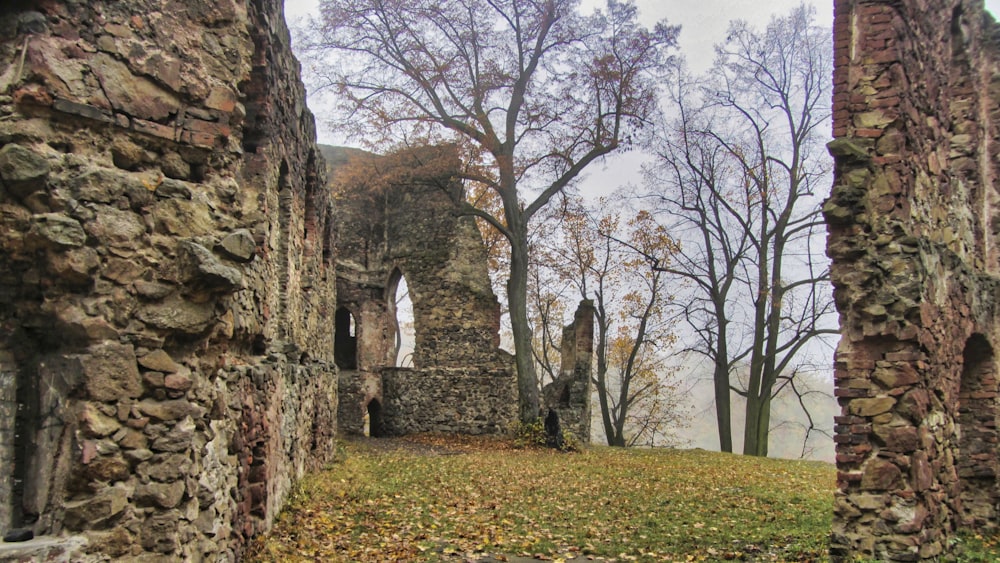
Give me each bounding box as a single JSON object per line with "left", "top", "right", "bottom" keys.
{"left": 136, "top": 480, "right": 186, "bottom": 508}
{"left": 63, "top": 486, "right": 129, "bottom": 529}
{"left": 849, "top": 397, "right": 896, "bottom": 417}
{"left": 29, "top": 214, "right": 86, "bottom": 247}
{"left": 80, "top": 402, "right": 122, "bottom": 437}
{"left": 0, "top": 143, "right": 49, "bottom": 199}
{"left": 136, "top": 399, "right": 204, "bottom": 421}
{"left": 178, "top": 240, "right": 242, "bottom": 293}
{"left": 90, "top": 53, "right": 180, "bottom": 122}
{"left": 861, "top": 458, "right": 902, "bottom": 490}
{"left": 138, "top": 350, "right": 182, "bottom": 374}
{"left": 136, "top": 295, "right": 215, "bottom": 335}
{"left": 80, "top": 342, "right": 143, "bottom": 402}
{"left": 217, "top": 229, "right": 256, "bottom": 262}
{"left": 140, "top": 510, "right": 180, "bottom": 553}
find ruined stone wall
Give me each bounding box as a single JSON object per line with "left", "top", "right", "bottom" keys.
{"left": 382, "top": 366, "right": 517, "bottom": 436}
{"left": 0, "top": 0, "right": 338, "bottom": 559}
{"left": 330, "top": 146, "right": 516, "bottom": 437}
{"left": 542, "top": 300, "right": 594, "bottom": 444}
{"left": 827, "top": 0, "right": 1000, "bottom": 560}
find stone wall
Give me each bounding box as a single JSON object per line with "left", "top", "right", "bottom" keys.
{"left": 827, "top": 0, "right": 1000, "bottom": 560}
{"left": 382, "top": 367, "right": 517, "bottom": 436}
{"left": 0, "top": 0, "right": 338, "bottom": 559}
{"left": 329, "top": 146, "right": 517, "bottom": 437}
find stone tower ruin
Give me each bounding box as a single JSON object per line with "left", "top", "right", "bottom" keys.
{"left": 828, "top": 0, "right": 1000, "bottom": 559}
{"left": 327, "top": 145, "right": 520, "bottom": 438}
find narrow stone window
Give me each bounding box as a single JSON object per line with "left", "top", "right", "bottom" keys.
{"left": 957, "top": 333, "right": 999, "bottom": 527}
{"left": 388, "top": 269, "right": 415, "bottom": 367}
{"left": 334, "top": 307, "right": 358, "bottom": 369}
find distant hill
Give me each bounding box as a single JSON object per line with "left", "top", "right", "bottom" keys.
{"left": 317, "top": 144, "right": 375, "bottom": 172}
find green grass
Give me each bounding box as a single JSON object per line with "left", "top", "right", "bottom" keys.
{"left": 251, "top": 436, "right": 838, "bottom": 562}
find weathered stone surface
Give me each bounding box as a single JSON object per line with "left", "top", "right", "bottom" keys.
{"left": 80, "top": 403, "right": 121, "bottom": 437}
{"left": 178, "top": 240, "right": 242, "bottom": 293}
{"left": 90, "top": 53, "right": 181, "bottom": 121}
{"left": 140, "top": 510, "right": 180, "bottom": 553}
{"left": 138, "top": 350, "right": 182, "bottom": 374}
{"left": 48, "top": 246, "right": 100, "bottom": 285}
{"left": 136, "top": 295, "right": 215, "bottom": 334}
{"left": 29, "top": 213, "right": 86, "bottom": 247}
{"left": 63, "top": 486, "right": 129, "bottom": 529}
{"left": 151, "top": 417, "right": 195, "bottom": 452}
{"left": 134, "top": 280, "right": 174, "bottom": 299}
{"left": 861, "top": 459, "right": 902, "bottom": 491}
{"left": 848, "top": 397, "right": 896, "bottom": 417}
{"left": 136, "top": 480, "right": 186, "bottom": 508}
{"left": 137, "top": 453, "right": 192, "bottom": 482}
{"left": 80, "top": 342, "right": 142, "bottom": 402}
{"left": 85, "top": 206, "right": 147, "bottom": 248}
{"left": 136, "top": 399, "right": 203, "bottom": 422}
{"left": 217, "top": 229, "right": 257, "bottom": 262}
{"left": 0, "top": 143, "right": 49, "bottom": 198}
{"left": 82, "top": 454, "right": 130, "bottom": 483}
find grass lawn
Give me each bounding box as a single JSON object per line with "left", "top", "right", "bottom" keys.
{"left": 250, "top": 435, "right": 838, "bottom": 562}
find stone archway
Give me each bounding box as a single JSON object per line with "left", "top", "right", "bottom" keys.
{"left": 365, "top": 398, "right": 384, "bottom": 438}
{"left": 957, "top": 333, "right": 999, "bottom": 528}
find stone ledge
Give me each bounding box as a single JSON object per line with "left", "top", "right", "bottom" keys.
{"left": 0, "top": 536, "right": 87, "bottom": 563}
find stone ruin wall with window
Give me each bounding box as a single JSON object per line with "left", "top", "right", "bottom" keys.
{"left": 328, "top": 146, "right": 594, "bottom": 443}
{"left": 827, "top": 0, "right": 1000, "bottom": 560}
{"left": 328, "top": 146, "right": 519, "bottom": 438}
{"left": 0, "top": 0, "right": 338, "bottom": 560}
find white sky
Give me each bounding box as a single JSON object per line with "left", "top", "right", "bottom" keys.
{"left": 285, "top": 0, "right": 1000, "bottom": 146}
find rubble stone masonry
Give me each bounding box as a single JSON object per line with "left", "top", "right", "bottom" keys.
{"left": 328, "top": 146, "right": 519, "bottom": 438}
{"left": 0, "top": 0, "right": 337, "bottom": 559}
{"left": 828, "top": 0, "right": 1000, "bottom": 559}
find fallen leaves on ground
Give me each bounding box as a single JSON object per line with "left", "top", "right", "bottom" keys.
{"left": 249, "top": 435, "right": 835, "bottom": 562}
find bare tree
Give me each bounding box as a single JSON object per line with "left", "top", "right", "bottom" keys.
{"left": 642, "top": 5, "right": 835, "bottom": 456}
{"left": 301, "top": 0, "right": 677, "bottom": 422}
{"left": 541, "top": 197, "right": 688, "bottom": 447}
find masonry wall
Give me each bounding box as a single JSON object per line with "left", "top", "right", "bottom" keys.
{"left": 382, "top": 367, "right": 517, "bottom": 436}
{"left": 827, "top": 0, "right": 1000, "bottom": 560}
{"left": 0, "top": 1, "right": 337, "bottom": 559}
{"left": 542, "top": 299, "right": 594, "bottom": 444}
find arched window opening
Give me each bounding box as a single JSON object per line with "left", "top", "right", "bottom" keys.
{"left": 388, "top": 269, "right": 415, "bottom": 368}
{"left": 958, "top": 333, "right": 999, "bottom": 528}
{"left": 334, "top": 307, "right": 358, "bottom": 369}
{"left": 365, "top": 399, "right": 383, "bottom": 438}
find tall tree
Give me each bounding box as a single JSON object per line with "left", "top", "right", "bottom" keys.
{"left": 302, "top": 0, "right": 677, "bottom": 422}
{"left": 541, "top": 198, "right": 687, "bottom": 447}
{"left": 643, "top": 5, "right": 835, "bottom": 456}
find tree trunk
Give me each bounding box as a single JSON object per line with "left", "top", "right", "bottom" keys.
{"left": 714, "top": 313, "right": 733, "bottom": 453}
{"left": 508, "top": 232, "right": 540, "bottom": 423}
{"left": 713, "top": 360, "right": 733, "bottom": 452}
{"left": 742, "top": 391, "right": 772, "bottom": 457}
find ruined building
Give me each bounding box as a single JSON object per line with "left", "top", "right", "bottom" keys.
{"left": 327, "top": 145, "right": 518, "bottom": 438}
{"left": 0, "top": 0, "right": 337, "bottom": 559}
{"left": 326, "top": 146, "right": 593, "bottom": 443}
{"left": 828, "top": 0, "right": 1000, "bottom": 559}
